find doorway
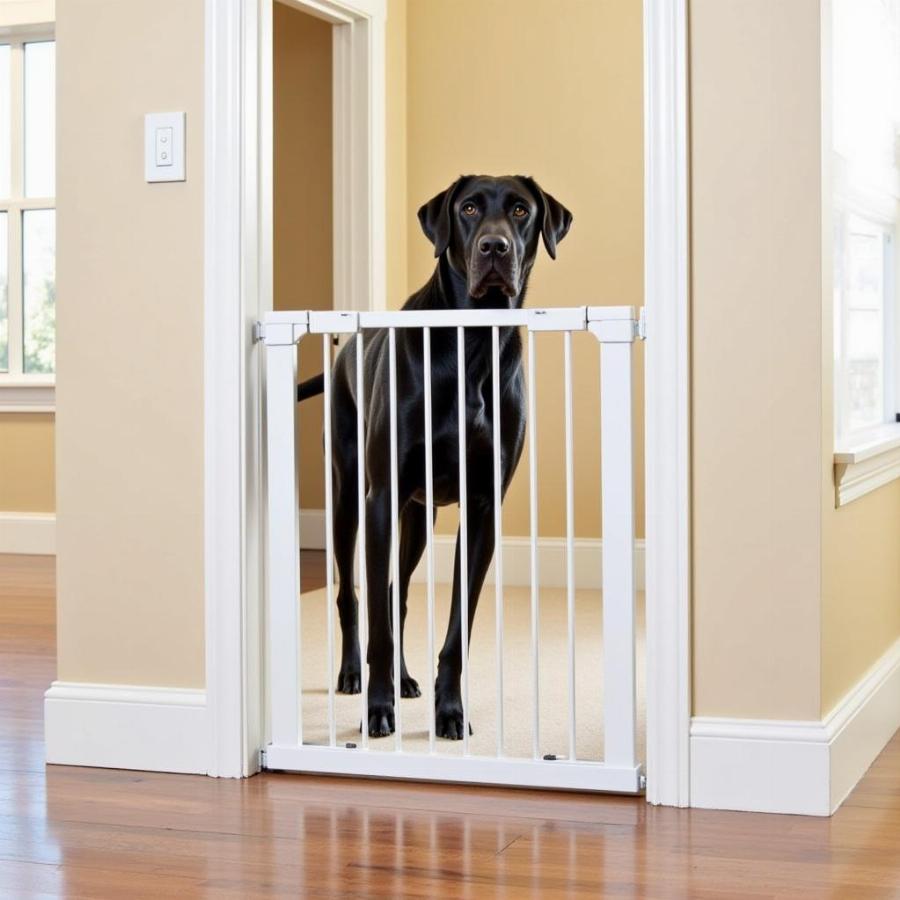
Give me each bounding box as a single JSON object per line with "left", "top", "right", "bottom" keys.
{"left": 203, "top": 0, "right": 689, "bottom": 805}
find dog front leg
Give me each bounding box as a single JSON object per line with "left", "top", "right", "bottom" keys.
{"left": 333, "top": 468, "right": 361, "bottom": 694}
{"left": 365, "top": 486, "right": 396, "bottom": 736}
{"left": 435, "top": 500, "right": 495, "bottom": 740}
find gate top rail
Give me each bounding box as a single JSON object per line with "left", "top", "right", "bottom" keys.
{"left": 258, "top": 305, "right": 644, "bottom": 345}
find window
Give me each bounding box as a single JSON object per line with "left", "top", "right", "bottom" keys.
{"left": 0, "top": 33, "right": 55, "bottom": 407}
{"left": 832, "top": 0, "right": 900, "bottom": 504}
{"left": 834, "top": 213, "right": 894, "bottom": 434}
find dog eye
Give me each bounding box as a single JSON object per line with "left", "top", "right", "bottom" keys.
{"left": 461, "top": 202, "right": 477, "bottom": 216}
{"left": 512, "top": 204, "right": 529, "bottom": 218}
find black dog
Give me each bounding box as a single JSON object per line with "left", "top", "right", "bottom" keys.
{"left": 298, "top": 175, "right": 572, "bottom": 739}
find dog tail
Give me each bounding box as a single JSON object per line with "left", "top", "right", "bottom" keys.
{"left": 297, "top": 373, "right": 325, "bottom": 402}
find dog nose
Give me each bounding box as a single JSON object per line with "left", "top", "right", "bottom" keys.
{"left": 478, "top": 235, "right": 510, "bottom": 257}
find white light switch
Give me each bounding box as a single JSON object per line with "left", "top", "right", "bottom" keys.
{"left": 155, "top": 127, "right": 173, "bottom": 166}
{"left": 145, "top": 112, "right": 185, "bottom": 182}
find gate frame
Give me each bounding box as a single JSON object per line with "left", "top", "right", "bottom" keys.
{"left": 203, "top": 0, "right": 690, "bottom": 807}
{"left": 261, "top": 305, "right": 644, "bottom": 793}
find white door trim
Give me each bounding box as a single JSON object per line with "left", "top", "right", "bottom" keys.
{"left": 204, "top": 0, "right": 248, "bottom": 778}
{"left": 204, "top": 0, "right": 386, "bottom": 777}
{"left": 643, "top": 0, "right": 691, "bottom": 807}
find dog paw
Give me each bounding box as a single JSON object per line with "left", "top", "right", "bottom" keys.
{"left": 336, "top": 668, "right": 361, "bottom": 694}
{"left": 400, "top": 674, "right": 421, "bottom": 698}
{"left": 367, "top": 703, "right": 395, "bottom": 738}
{"left": 435, "top": 703, "right": 474, "bottom": 740}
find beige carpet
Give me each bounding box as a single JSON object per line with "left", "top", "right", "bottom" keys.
{"left": 298, "top": 583, "right": 645, "bottom": 763}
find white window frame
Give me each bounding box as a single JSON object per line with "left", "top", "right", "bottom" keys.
{"left": 0, "top": 27, "right": 55, "bottom": 412}
{"left": 833, "top": 193, "right": 898, "bottom": 438}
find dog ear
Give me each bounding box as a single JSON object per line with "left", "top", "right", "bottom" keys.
{"left": 417, "top": 178, "right": 464, "bottom": 258}
{"left": 521, "top": 177, "right": 573, "bottom": 260}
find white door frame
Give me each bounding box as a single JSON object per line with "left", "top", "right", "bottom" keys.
{"left": 642, "top": 0, "right": 691, "bottom": 807}
{"left": 204, "top": 0, "right": 691, "bottom": 802}
{"left": 204, "top": 0, "right": 386, "bottom": 777}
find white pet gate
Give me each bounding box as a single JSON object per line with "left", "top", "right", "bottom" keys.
{"left": 260, "top": 306, "right": 645, "bottom": 793}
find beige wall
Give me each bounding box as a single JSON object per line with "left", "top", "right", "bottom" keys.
{"left": 273, "top": 2, "right": 332, "bottom": 511}
{"left": 822, "top": 482, "right": 900, "bottom": 713}
{"left": 386, "top": 0, "right": 408, "bottom": 307}
{"left": 691, "top": 0, "right": 900, "bottom": 722}
{"left": 55, "top": 0, "right": 205, "bottom": 687}
{"left": 818, "top": 1, "right": 900, "bottom": 714}
{"left": 404, "top": 0, "right": 644, "bottom": 540}
{"left": 691, "top": 0, "right": 824, "bottom": 720}
{"left": 0, "top": 0, "right": 53, "bottom": 30}
{"left": 691, "top": 0, "right": 900, "bottom": 721}
{"left": 0, "top": 415, "right": 55, "bottom": 511}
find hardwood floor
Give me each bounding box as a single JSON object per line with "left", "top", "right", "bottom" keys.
{"left": 2, "top": 553, "right": 900, "bottom": 898}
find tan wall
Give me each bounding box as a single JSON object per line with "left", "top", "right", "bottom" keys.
{"left": 0, "top": 414, "right": 55, "bottom": 511}
{"left": 276, "top": 0, "right": 408, "bottom": 514}
{"left": 691, "top": 0, "right": 824, "bottom": 720}
{"left": 0, "top": 1, "right": 55, "bottom": 515}
{"left": 404, "top": 0, "right": 644, "bottom": 540}
{"left": 0, "top": 0, "right": 54, "bottom": 30}
{"left": 822, "top": 482, "right": 900, "bottom": 713}
{"left": 273, "top": 2, "right": 332, "bottom": 511}
{"left": 386, "top": 0, "right": 407, "bottom": 306}
{"left": 818, "top": 1, "right": 900, "bottom": 714}
{"left": 55, "top": 0, "right": 205, "bottom": 687}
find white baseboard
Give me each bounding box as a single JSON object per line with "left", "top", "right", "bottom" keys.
{"left": 690, "top": 717, "right": 832, "bottom": 816}
{"left": 300, "top": 509, "right": 326, "bottom": 550}
{"left": 44, "top": 681, "right": 208, "bottom": 775}
{"left": 0, "top": 511, "right": 55, "bottom": 554}
{"left": 827, "top": 637, "right": 900, "bottom": 810}
{"left": 411, "top": 536, "right": 646, "bottom": 591}
{"left": 690, "top": 636, "right": 900, "bottom": 816}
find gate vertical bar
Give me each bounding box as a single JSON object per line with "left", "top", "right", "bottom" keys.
{"left": 564, "top": 330, "right": 576, "bottom": 761}
{"left": 527, "top": 330, "right": 540, "bottom": 760}
{"left": 598, "top": 325, "right": 637, "bottom": 769}
{"left": 356, "top": 332, "right": 369, "bottom": 747}
{"left": 457, "top": 325, "right": 470, "bottom": 754}
{"left": 423, "top": 328, "right": 436, "bottom": 753}
{"left": 388, "top": 328, "right": 402, "bottom": 749}
{"left": 265, "top": 325, "right": 302, "bottom": 748}
{"left": 491, "top": 326, "right": 504, "bottom": 758}
{"left": 322, "top": 334, "right": 337, "bottom": 747}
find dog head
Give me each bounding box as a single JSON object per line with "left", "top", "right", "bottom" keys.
{"left": 417, "top": 175, "right": 573, "bottom": 304}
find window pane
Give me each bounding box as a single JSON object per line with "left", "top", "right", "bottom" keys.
{"left": 842, "top": 215, "right": 887, "bottom": 432}
{"left": 23, "top": 208, "right": 55, "bottom": 374}
{"left": 24, "top": 41, "right": 55, "bottom": 198}
{"left": 0, "top": 46, "right": 9, "bottom": 197}
{"left": 0, "top": 213, "right": 7, "bottom": 372}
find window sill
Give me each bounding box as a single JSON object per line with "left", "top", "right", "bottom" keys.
{"left": 0, "top": 379, "right": 55, "bottom": 413}
{"left": 834, "top": 423, "right": 900, "bottom": 507}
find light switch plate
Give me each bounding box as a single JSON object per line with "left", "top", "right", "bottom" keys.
{"left": 144, "top": 112, "right": 185, "bottom": 183}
